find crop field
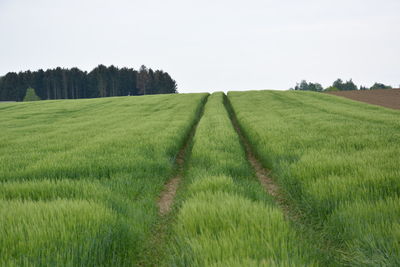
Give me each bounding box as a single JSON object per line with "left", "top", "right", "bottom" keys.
{"left": 0, "top": 93, "right": 207, "bottom": 266}
{"left": 228, "top": 90, "right": 400, "bottom": 266}
{"left": 166, "top": 92, "right": 318, "bottom": 266}
{"left": 0, "top": 90, "right": 399, "bottom": 266}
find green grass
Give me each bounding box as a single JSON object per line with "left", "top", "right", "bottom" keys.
{"left": 0, "top": 93, "right": 207, "bottom": 266}
{"left": 228, "top": 90, "right": 400, "bottom": 266}
{"left": 167, "top": 92, "right": 319, "bottom": 266}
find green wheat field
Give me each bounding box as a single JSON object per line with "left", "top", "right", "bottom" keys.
{"left": 0, "top": 91, "right": 399, "bottom": 266}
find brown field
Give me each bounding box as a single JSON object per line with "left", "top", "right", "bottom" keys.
{"left": 327, "top": 89, "right": 400, "bottom": 110}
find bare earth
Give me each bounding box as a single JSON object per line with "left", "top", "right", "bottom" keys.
{"left": 158, "top": 99, "right": 206, "bottom": 215}
{"left": 158, "top": 176, "right": 181, "bottom": 216}
{"left": 158, "top": 133, "right": 187, "bottom": 216}
{"left": 327, "top": 89, "right": 400, "bottom": 110}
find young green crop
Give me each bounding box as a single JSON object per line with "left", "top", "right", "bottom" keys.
{"left": 0, "top": 93, "right": 207, "bottom": 266}
{"left": 228, "top": 90, "right": 400, "bottom": 265}
{"left": 168, "top": 92, "right": 319, "bottom": 266}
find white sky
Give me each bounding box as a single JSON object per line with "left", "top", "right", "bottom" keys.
{"left": 0, "top": 0, "right": 399, "bottom": 92}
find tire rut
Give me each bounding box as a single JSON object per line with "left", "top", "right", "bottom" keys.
{"left": 138, "top": 96, "right": 208, "bottom": 267}
{"left": 224, "top": 95, "right": 290, "bottom": 215}
{"left": 157, "top": 96, "right": 207, "bottom": 215}
{"left": 158, "top": 136, "right": 188, "bottom": 215}
{"left": 224, "top": 95, "right": 355, "bottom": 266}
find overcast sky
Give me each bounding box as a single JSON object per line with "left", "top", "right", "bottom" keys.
{"left": 0, "top": 0, "right": 399, "bottom": 92}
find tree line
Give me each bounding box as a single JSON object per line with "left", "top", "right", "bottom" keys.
{"left": 0, "top": 65, "right": 177, "bottom": 101}
{"left": 291, "top": 79, "right": 393, "bottom": 92}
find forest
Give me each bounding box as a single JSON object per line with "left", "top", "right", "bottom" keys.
{"left": 0, "top": 65, "right": 177, "bottom": 101}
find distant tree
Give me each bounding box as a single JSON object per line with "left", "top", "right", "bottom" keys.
{"left": 370, "top": 83, "right": 392, "bottom": 90}
{"left": 119, "top": 67, "right": 137, "bottom": 96}
{"left": 310, "top": 83, "right": 323, "bottom": 92}
{"left": 294, "top": 80, "right": 323, "bottom": 91}
{"left": 332, "top": 79, "right": 357, "bottom": 91}
{"left": 159, "top": 71, "right": 178, "bottom": 94}
{"left": 294, "top": 80, "right": 308, "bottom": 91}
{"left": 147, "top": 68, "right": 155, "bottom": 94}
{"left": 137, "top": 65, "right": 150, "bottom": 95}
{"left": 343, "top": 79, "right": 357, "bottom": 91}
{"left": 32, "top": 69, "right": 45, "bottom": 99}
{"left": 23, "top": 87, "right": 41, "bottom": 101}
{"left": 0, "top": 72, "right": 19, "bottom": 100}
{"left": 108, "top": 65, "right": 119, "bottom": 96}
{"left": 68, "top": 67, "right": 87, "bottom": 99}
{"left": 332, "top": 79, "right": 344, "bottom": 90}
{"left": 291, "top": 79, "right": 394, "bottom": 92}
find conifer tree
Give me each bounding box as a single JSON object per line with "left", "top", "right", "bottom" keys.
{"left": 23, "top": 87, "right": 41, "bottom": 101}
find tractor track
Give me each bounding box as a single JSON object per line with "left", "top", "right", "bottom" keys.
{"left": 224, "top": 95, "right": 291, "bottom": 216}
{"left": 139, "top": 95, "right": 208, "bottom": 266}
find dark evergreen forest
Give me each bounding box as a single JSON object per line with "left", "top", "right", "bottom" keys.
{"left": 0, "top": 65, "right": 177, "bottom": 101}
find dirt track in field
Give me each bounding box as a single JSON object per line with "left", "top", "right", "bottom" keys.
{"left": 327, "top": 89, "right": 400, "bottom": 110}
{"left": 158, "top": 154, "right": 183, "bottom": 215}
{"left": 225, "top": 97, "right": 289, "bottom": 213}
{"left": 158, "top": 97, "right": 207, "bottom": 216}
{"left": 139, "top": 98, "right": 207, "bottom": 266}
{"left": 231, "top": 116, "right": 279, "bottom": 198}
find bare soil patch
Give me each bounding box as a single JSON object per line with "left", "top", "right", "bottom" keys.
{"left": 246, "top": 148, "right": 279, "bottom": 198}
{"left": 327, "top": 89, "right": 400, "bottom": 110}
{"left": 158, "top": 155, "right": 184, "bottom": 215}
{"left": 159, "top": 177, "right": 180, "bottom": 215}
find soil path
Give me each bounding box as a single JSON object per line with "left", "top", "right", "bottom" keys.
{"left": 139, "top": 97, "right": 208, "bottom": 266}
{"left": 158, "top": 141, "right": 187, "bottom": 215}
{"left": 158, "top": 98, "right": 207, "bottom": 215}
{"left": 224, "top": 96, "right": 289, "bottom": 213}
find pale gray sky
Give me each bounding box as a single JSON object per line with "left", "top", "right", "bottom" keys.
{"left": 0, "top": 0, "right": 399, "bottom": 92}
